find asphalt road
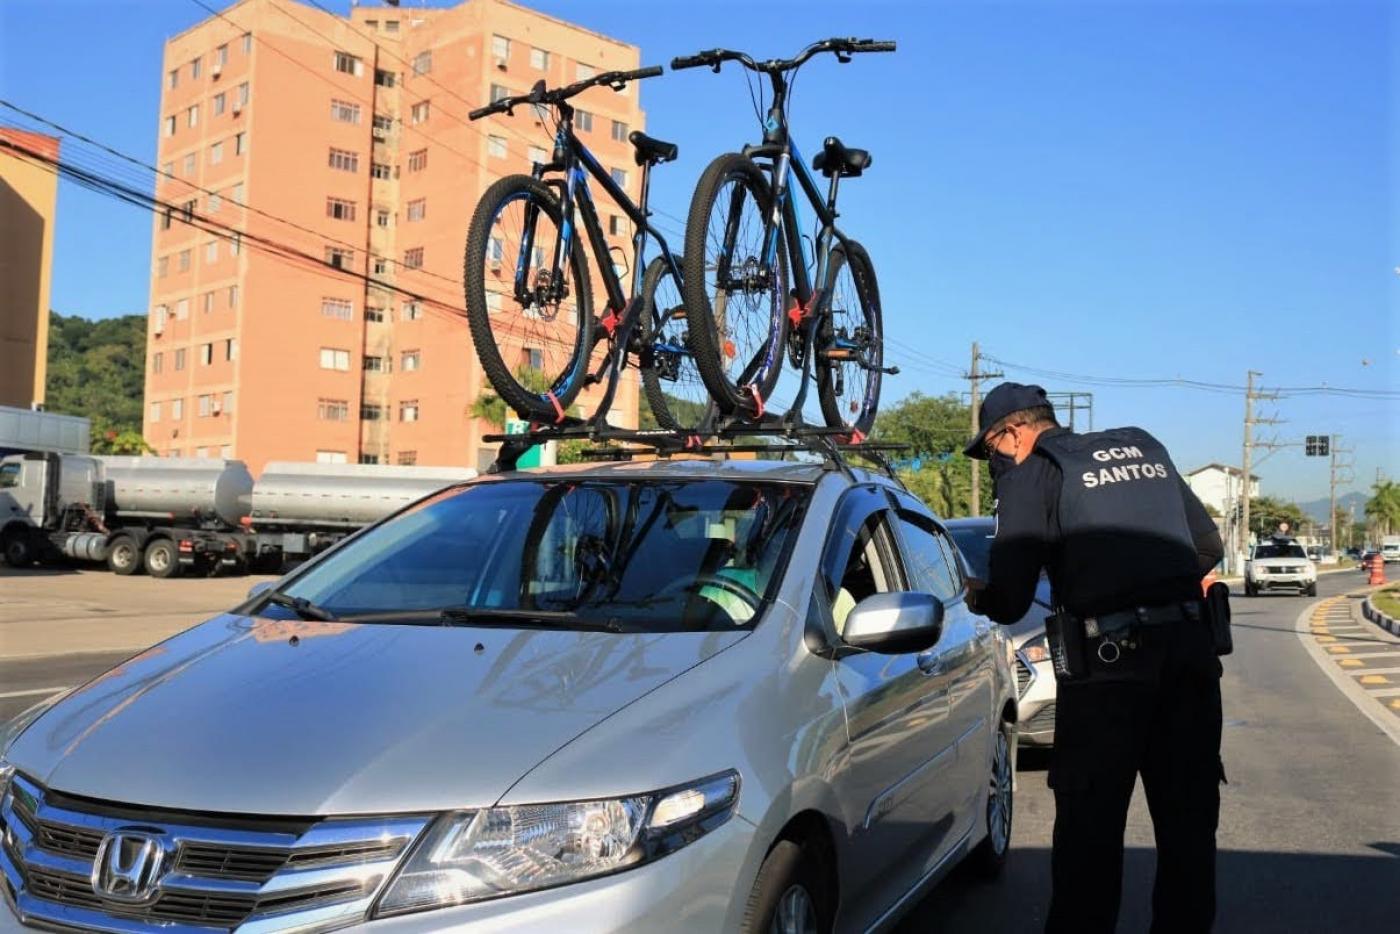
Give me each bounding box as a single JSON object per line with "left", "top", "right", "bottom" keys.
{"left": 900, "top": 572, "right": 1400, "bottom": 932}
{"left": 3, "top": 573, "right": 1397, "bottom": 932}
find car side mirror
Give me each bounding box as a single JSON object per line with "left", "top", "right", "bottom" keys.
{"left": 842, "top": 591, "right": 945, "bottom": 655}
{"left": 246, "top": 579, "right": 276, "bottom": 600}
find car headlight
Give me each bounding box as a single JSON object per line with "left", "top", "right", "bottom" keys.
{"left": 1021, "top": 633, "right": 1050, "bottom": 664}
{"left": 374, "top": 771, "right": 739, "bottom": 917}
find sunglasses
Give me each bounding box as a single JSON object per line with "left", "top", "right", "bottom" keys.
{"left": 983, "top": 425, "right": 1011, "bottom": 456}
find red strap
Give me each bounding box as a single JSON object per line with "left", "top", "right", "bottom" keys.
{"left": 600, "top": 308, "right": 621, "bottom": 338}
{"left": 788, "top": 289, "right": 821, "bottom": 328}
{"left": 847, "top": 428, "right": 866, "bottom": 445}
{"left": 746, "top": 384, "right": 765, "bottom": 419}
{"left": 545, "top": 391, "right": 566, "bottom": 424}
{"left": 684, "top": 434, "right": 703, "bottom": 451}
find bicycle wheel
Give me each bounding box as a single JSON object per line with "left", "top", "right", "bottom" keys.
{"left": 639, "top": 256, "right": 714, "bottom": 432}
{"left": 817, "top": 240, "right": 883, "bottom": 439}
{"left": 681, "top": 153, "right": 788, "bottom": 417}
{"left": 464, "top": 174, "right": 594, "bottom": 423}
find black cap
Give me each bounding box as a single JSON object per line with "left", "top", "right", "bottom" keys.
{"left": 964, "top": 382, "right": 1051, "bottom": 459}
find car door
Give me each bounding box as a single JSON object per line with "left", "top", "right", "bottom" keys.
{"left": 891, "top": 504, "right": 995, "bottom": 846}
{"left": 825, "top": 488, "right": 959, "bottom": 928}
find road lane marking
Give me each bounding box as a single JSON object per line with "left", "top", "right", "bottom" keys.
{"left": 0, "top": 686, "right": 70, "bottom": 700}
{"left": 1295, "top": 592, "right": 1400, "bottom": 747}
{"left": 1359, "top": 675, "right": 1392, "bottom": 685}
{"left": 1328, "top": 645, "right": 1351, "bottom": 653}
{"left": 1340, "top": 659, "right": 1363, "bottom": 667}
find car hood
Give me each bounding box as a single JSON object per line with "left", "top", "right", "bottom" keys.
{"left": 1253, "top": 557, "right": 1311, "bottom": 568}
{"left": 5, "top": 614, "right": 745, "bottom": 816}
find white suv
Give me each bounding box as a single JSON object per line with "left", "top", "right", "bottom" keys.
{"left": 1245, "top": 538, "right": 1317, "bottom": 597}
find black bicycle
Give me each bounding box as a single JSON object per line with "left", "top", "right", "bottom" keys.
{"left": 465, "top": 68, "right": 711, "bottom": 431}
{"left": 672, "top": 38, "right": 896, "bottom": 439}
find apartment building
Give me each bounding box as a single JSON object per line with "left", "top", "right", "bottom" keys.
{"left": 0, "top": 129, "right": 59, "bottom": 409}
{"left": 144, "top": 0, "right": 646, "bottom": 473}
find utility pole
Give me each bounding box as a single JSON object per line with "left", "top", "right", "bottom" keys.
{"left": 966, "top": 342, "right": 1002, "bottom": 517}
{"left": 1328, "top": 435, "right": 1355, "bottom": 556}
{"left": 1239, "top": 371, "right": 1281, "bottom": 562}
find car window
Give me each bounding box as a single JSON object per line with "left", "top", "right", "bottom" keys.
{"left": 0, "top": 462, "right": 18, "bottom": 489}
{"left": 948, "top": 524, "right": 993, "bottom": 580}
{"left": 1254, "top": 543, "right": 1307, "bottom": 559}
{"left": 829, "top": 512, "right": 896, "bottom": 634}
{"left": 277, "top": 479, "right": 808, "bottom": 632}
{"left": 895, "top": 513, "right": 961, "bottom": 602}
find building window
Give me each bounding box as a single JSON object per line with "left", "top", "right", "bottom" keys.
{"left": 228, "top": 284, "right": 238, "bottom": 309}
{"left": 372, "top": 256, "right": 389, "bottom": 275}
{"left": 365, "top": 307, "right": 385, "bottom": 322}
{"left": 487, "top": 135, "right": 506, "bottom": 158}
{"left": 216, "top": 44, "right": 228, "bottom": 68}
{"left": 401, "top": 301, "right": 421, "bottom": 321}
{"left": 160, "top": 207, "right": 173, "bottom": 230}
{"left": 157, "top": 257, "right": 169, "bottom": 278}
{"left": 490, "top": 84, "right": 511, "bottom": 103}
{"left": 221, "top": 391, "right": 234, "bottom": 414}
{"left": 203, "top": 240, "right": 217, "bottom": 263}
{"left": 401, "top": 350, "right": 421, "bottom": 371}
{"left": 521, "top": 347, "right": 544, "bottom": 370}
{"left": 363, "top": 355, "right": 384, "bottom": 372}
{"left": 359, "top": 453, "right": 381, "bottom": 464}
{"left": 226, "top": 338, "right": 237, "bottom": 360}
{"left": 149, "top": 401, "right": 161, "bottom": 422}
{"left": 187, "top": 104, "right": 199, "bottom": 128}
{"left": 407, "top": 149, "right": 427, "bottom": 172}
{"left": 406, "top": 198, "right": 426, "bottom": 222}
{"left": 396, "top": 451, "right": 417, "bottom": 466}
{"left": 236, "top": 82, "right": 250, "bottom": 108}
{"left": 152, "top": 352, "right": 164, "bottom": 373}
{"left": 209, "top": 141, "right": 224, "bottom": 165}
{"left": 200, "top": 342, "right": 213, "bottom": 365}
{"left": 611, "top": 167, "right": 628, "bottom": 189}
{"left": 326, "top": 197, "right": 356, "bottom": 221}
{"left": 403, "top": 247, "right": 424, "bottom": 269}
{"left": 242, "top": 33, "right": 252, "bottom": 55}
{"left": 576, "top": 62, "right": 594, "bottom": 80}
{"left": 201, "top": 292, "right": 214, "bottom": 314}
{"left": 376, "top": 208, "right": 390, "bottom": 227}
{"left": 180, "top": 198, "right": 196, "bottom": 221}
{"left": 161, "top": 161, "right": 174, "bottom": 178}
{"left": 198, "top": 394, "right": 212, "bottom": 417}
{"left": 412, "top": 51, "right": 432, "bottom": 75}
{"left": 532, "top": 101, "right": 548, "bottom": 121}
{"left": 328, "top": 148, "right": 359, "bottom": 172}
{"left": 319, "top": 347, "right": 351, "bottom": 371}
{"left": 326, "top": 247, "right": 354, "bottom": 269}
{"left": 213, "top": 92, "right": 226, "bottom": 116}
{"left": 530, "top": 47, "right": 549, "bottom": 70}
{"left": 174, "top": 348, "right": 187, "bottom": 371}
{"left": 575, "top": 109, "right": 592, "bottom": 132}
{"left": 385, "top": 20, "right": 398, "bottom": 33}
{"left": 172, "top": 399, "right": 183, "bottom": 420}
{"left": 183, "top": 154, "right": 196, "bottom": 176}
{"left": 334, "top": 51, "right": 362, "bottom": 76}
{"left": 612, "top": 119, "right": 628, "bottom": 142}
{"left": 195, "top": 446, "right": 208, "bottom": 458}
{"left": 318, "top": 398, "right": 350, "bottom": 421}
{"left": 231, "top": 182, "right": 244, "bottom": 202}
{"left": 234, "top": 132, "right": 246, "bottom": 155}
{"left": 609, "top": 215, "right": 624, "bottom": 236}
{"left": 176, "top": 298, "right": 190, "bottom": 319}
{"left": 168, "top": 69, "right": 178, "bottom": 90}
{"left": 178, "top": 249, "right": 191, "bottom": 272}
{"left": 487, "top": 236, "right": 503, "bottom": 266}
{"left": 373, "top": 113, "right": 392, "bottom": 132}
{"left": 316, "top": 450, "right": 349, "bottom": 464}
{"left": 191, "top": 57, "right": 202, "bottom": 79}
{"left": 485, "top": 291, "right": 503, "bottom": 314}
{"left": 208, "top": 192, "right": 222, "bottom": 213}
{"left": 163, "top": 115, "right": 175, "bottom": 137}
{"left": 361, "top": 403, "right": 383, "bottom": 421}
{"left": 229, "top": 233, "right": 241, "bottom": 256}
{"left": 527, "top": 145, "right": 546, "bottom": 165}
{"left": 492, "top": 35, "right": 510, "bottom": 63}
{"left": 220, "top": 444, "right": 233, "bottom": 458}
{"left": 375, "top": 68, "right": 396, "bottom": 88}
{"left": 320, "top": 297, "right": 353, "bottom": 320}
{"left": 399, "top": 401, "right": 420, "bottom": 422}
{"left": 410, "top": 100, "right": 430, "bottom": 124}
{"left": 331, "top": 99, "right": 360, "bottom": 123}
{"left": 366, "top": 19, "right": 378, "bottom": 29}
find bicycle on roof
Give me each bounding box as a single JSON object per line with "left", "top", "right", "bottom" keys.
{"left": 465, "top": 67, "right": 712, "bottom": 432}
{"left": 671, "top": 37, "right": 898, "bottom": 440}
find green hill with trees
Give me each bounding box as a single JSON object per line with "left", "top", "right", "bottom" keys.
{"left": 44, "top": 311, "right": 150, "bottom": 453}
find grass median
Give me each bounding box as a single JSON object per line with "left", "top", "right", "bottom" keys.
{"left": 1373, "top": 586, "right": 1400, "bottom": 620}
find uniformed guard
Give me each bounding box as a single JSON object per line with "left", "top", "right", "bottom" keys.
{"left": 964, "top": 383, "right": 1226, "bottom": 934}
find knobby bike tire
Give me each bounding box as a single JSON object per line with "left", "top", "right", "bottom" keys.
{"left": 680, "top": 153, "right": 789, "bottom": 417}
{"left": 639, "top": 255, "right": 715, "bottom": 432}
{"left": 817, "top": 240, "right": 883, "bottom": 439}
{"left": 464, "top": 174, "right": 594, "bottom": 423}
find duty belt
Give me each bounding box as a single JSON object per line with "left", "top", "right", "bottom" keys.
{"left": 1084, "top": 601, "right": 1201, "bottom": 638}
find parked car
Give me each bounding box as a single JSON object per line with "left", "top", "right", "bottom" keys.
{"left": 1245, "top": 538, "right": 1317, "bottom": 596}
{"left": 0, "top": 459, "right": 1019, "bottom": 933}
{"left": 946, "top": 517, "right": 1057, "bottom": 747}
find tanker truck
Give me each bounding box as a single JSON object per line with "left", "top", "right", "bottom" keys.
{"left": 0, "top": 452, "right": 474, "bottom": 578}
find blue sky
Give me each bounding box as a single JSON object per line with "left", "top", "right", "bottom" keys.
{"left": 1, "top": 0, "right": 1394, "bottom": 503}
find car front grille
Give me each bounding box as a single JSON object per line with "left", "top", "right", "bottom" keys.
{"left": 1265, "top": 565, "right": 1292, "bottom": 574}
{"left": 1, "top": 772, "right": 431, "bottom": 932}
{"left": 1025, "top": 702, "right": 1057, "bottom": 734}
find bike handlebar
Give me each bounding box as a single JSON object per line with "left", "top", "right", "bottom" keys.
{"left": 469, "top": 65, "right": 664, "bottom": 120}
{"left": 670, "top": 38, "right": 894, "bottom": 75}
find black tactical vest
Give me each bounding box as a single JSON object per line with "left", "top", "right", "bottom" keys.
{"left": 1034, "top": 427, "right": 1201, "bottom": 617}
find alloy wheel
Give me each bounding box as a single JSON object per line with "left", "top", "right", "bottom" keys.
{"left": 770, "top": 883, "right": 819, "bottom": 934}
{"left": 988, "top": 729, "right": 1013, "bottom": 855}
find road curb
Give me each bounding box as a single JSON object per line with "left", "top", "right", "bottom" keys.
{"left": 1291, "top": 590, "right": 1400, "bottom": 747}
{"left": 1361, "top": 595, "right": 1400, "bottom": 636}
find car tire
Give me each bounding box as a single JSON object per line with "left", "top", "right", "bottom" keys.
{"left": 2, "top": 530, "right": 36, "bottom": 568}
{"left": 741, "top": 839, "right": 834, "bottom": 934}
{"left": 143, "top": 539, "right": 180, "bottom": 579}
{"left": 1305, "top": 584, "right": 1317, "bottom": 597}
{"left": 106, "top": 537, "right": 141, "bottom": 575}
{"left": 970, "top": 722, "right": 1014, "bottom": 879}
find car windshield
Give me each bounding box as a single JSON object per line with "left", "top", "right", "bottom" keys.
{"left": 949, "top": 524, "right": 994, "bottom": 579}
{"left": 1254, "top": 543, "right": 1307, "bottom": 559}
{"left": 267, "top": 478, "right": 808, "bottom": 631}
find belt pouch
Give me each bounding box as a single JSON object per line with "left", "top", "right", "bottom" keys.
{"left": 1045, "top": 611, "right": 1089, "bottom": 681}
{"left": 1204, "top": 582, "right": 1233, "bottom": 656}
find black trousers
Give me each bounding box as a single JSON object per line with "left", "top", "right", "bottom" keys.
{"left": 1045, "top": 618, "right": 1224, "bottom": 934}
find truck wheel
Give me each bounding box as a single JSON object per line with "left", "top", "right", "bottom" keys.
{"left": 144, "top": 540, "right": 180, "bottom": 579}
{"left": 3, "top": 531, "right": 35, "bottom": 568}
{"left": 106, "top": 537, "right": 142, "bottom": 575}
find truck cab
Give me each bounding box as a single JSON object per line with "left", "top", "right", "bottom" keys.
{"left": 0, "top": 452, "right": 104, "bottom": 566}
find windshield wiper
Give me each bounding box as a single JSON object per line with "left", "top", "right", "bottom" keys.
{"left": 265, "top": 592, "right": 338, "bottom": 622}
{"left": 336, "top": 606, "right": 636, "bottom": 633}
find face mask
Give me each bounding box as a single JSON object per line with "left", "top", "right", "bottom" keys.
{"left": 989, "top": 452, "right": 1016, "bottom": 480}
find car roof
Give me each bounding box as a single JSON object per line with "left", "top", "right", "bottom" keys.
{"left": 479, "top": 456, "right": 893, "bottom": 486}
{"left": 944, "top": 516, "right": 995, "bottom": 531}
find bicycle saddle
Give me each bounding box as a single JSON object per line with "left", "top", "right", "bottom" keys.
{"left": 813, "top": 136, "right": 871, "bottom": 179}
